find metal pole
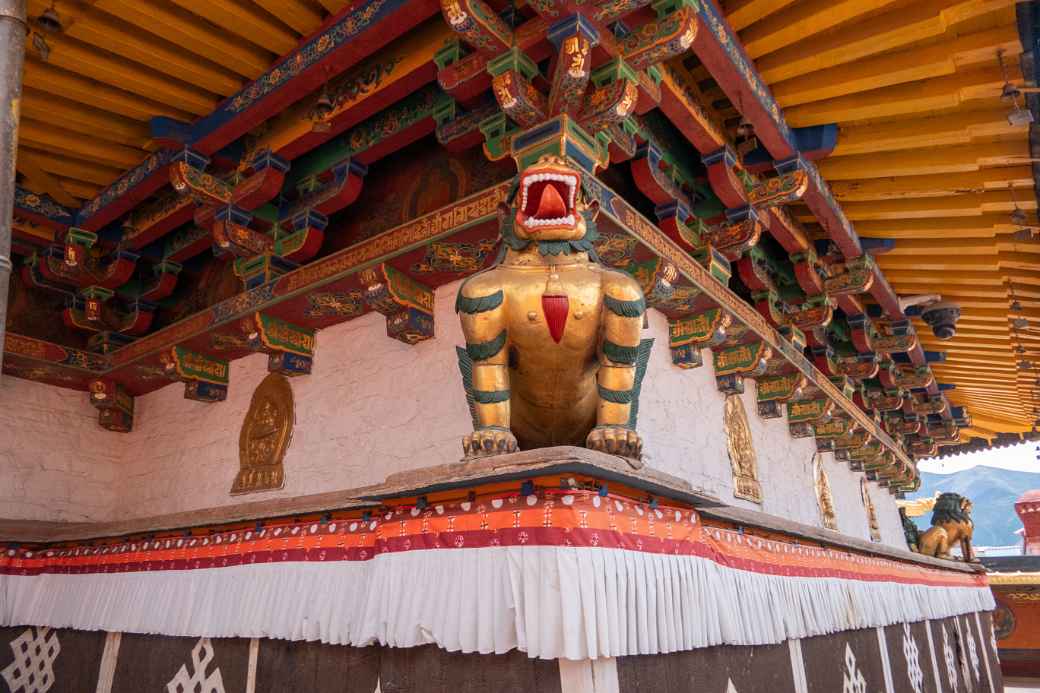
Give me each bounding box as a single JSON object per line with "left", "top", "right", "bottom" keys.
{"left": 0, "top": 0, "right": 26, "bottom": 378}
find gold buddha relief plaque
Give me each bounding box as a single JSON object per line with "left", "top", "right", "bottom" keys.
{"left": 724, "top": 394, "right": 761, "bottom": 503}
{"left": 861, "top": 477, "right": 882, "bottom": 542}
{"left": 232, "top": 373, "right": 294, "bottom": 495}
{"left": 813, "top": 453, "right": 838, "bottom": 530}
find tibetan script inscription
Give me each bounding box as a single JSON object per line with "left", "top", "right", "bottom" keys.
{"left": 232, "top": 373, "right": 294, "bottom": 495}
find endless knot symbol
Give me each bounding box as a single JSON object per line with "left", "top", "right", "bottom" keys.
{"left": 842, "top": 643, "right": 867, "bottom": 693}
{"left": 965, "top": 622, "right": 980, "bottom": 682}
{"left": 1, "top": 627, "right": 60, "bottom": 693}
{"left": 166, "top": 638, "right": 225, "bottom": 693}
{"left": 902, "top": 622, "right": 924, "bottom": 693}
{"left": 942, "top": 625, "right": 958, "bottom": 690}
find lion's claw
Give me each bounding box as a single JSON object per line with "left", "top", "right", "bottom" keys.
{"left": 586, "top": 426, "right": 643, "bottom": 466}
{"left": 463, "top": 427, "right": 518, "bottom": 458}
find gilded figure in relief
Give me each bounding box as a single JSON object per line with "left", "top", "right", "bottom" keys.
{"left": 813, "top": 453, "right": 837, "bottom": 530}
{"left": 456, "top": 156, "right": 652, "bottom": 462}
{"left": 723, "top": 394, "right": 761, "bottom": 502}
{"left": 861, "top": 477, "right": 882, "bottom": 542}
{"left": 232, "top": 373, "right": 294, "bottom": 494}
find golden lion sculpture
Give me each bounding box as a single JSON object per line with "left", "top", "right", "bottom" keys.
{"left": 917, "top": 492, "right": 977, "bottom": 561}
{"left": 455, "top": 156, "right": 651, "bottom": 462}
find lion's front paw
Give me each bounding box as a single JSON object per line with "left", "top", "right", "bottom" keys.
{"left": 463, "top": 427, "right": 518, "bottom": 458}
{"left": 586, "top": 426, "right": 643, "bottom": 466}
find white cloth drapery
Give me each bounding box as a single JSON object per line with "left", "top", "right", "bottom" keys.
{"left": 0, "top": 545, "right": 994, "bottom": 660}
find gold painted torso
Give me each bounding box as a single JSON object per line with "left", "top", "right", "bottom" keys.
{"left": 493, "top": 254, "right": 607, "bottom": 448}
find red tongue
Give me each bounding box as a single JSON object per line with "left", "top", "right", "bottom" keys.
{"left": 541, "top": 295, "right": 569, "bottom": 343}
{"left": 535, "top": 183, "right": 567, "bottom": 220}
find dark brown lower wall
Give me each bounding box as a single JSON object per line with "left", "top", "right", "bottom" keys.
{"left": 618, "top": 612, "right": 1004, "bottom": 693}
{"left": 0, "top": 613, "right": 1002, "bottom": 693}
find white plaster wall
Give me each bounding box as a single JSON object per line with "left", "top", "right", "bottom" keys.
{"left": 0, "top": 278, "right": 907, "bottom": 546}
{"left": 118, "top": 281, "right": 474, "bottom": 518}
{"left": 0, "top": 374, "right": 120, "bottom": 521}
{"left": 638, "top": 309, "right": 904, "bottom": 545}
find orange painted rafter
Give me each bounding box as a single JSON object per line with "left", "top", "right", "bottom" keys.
{"left": 804, "top": 190, "right": 1035, "bottom": 222}
{"left": 832, "top": 107, "right": 1027, "bottom": 158}
{"left": 22, "top": 30, "right": 219, "bottom": 115}
{"left": 20, "top": 88, "right": 151, "bottom": 148}
{"left": 880, "top": 237, "right": 1002, "bottom": 255}
{"left": 169, "top": 0, "right": 299, "bottom": 55}
{"left": 755, "top": 0, "right": 1016, "bottom": 84}
{"left": 957, "top": 308, "right": 1040, "bottom": 322}
{"left": 18, "top": 119, "right": 144, "bottom": 169}
{"left": 882, "top": 270, "right": 1008, "bottom": 286}
{"left": 10, "top": 218, "right": 56, "bottom": 244}
{"left": 15, "top": 153, "right": 79, "bottom": 208}
{"left": 885, "top": 292, "right": 1010, "bottom": 306}
{"left": 818, "top": 140, "right": 1029, "bottom": 180}
{"left": 950, "top": 395, "right": 1026, "bottom": 404}
{"left": 829, "top": 167, "right": 1034, "bottom": 201}
{"left": 315, "top": 0, "right": 351, "bottom": 12}
{"left": 722, "top": 0, "right": 797, "bottom": 32}
{"left": 957, "top": 321, "right": 1026, "bottom": 332}
{"left": 934, "top": 369, "right": 1022, "bottom": 379}
{"left": 739, "top": 0, "right": 903, "bottom": 60}
{"left": 17, "top": 147, "right": 123, "bottom": 187}
{"left": 22, "top": 58, "right": 192, "bottom": 122}
{"left": 957, "top": 416, "right": 1035, "bottom": 433}
{"left": 877, "top": 253, "right": 1040, "bottom": 272}
{"left": 785, "top": 65, "right": 1018, "bottom": 128}
{"left": 771, "top": 24, "right": 1020, "bottom": 108}
{"left": 253, "top": 0, "right": 325, "bottom": 36}
{"left": 845, "top": 215, "right": 1019, "bottom": 239}
{"left": 53, "top": 177, "right": 101, "bottom": 201}
{"left": 26, "top": 0, "right": 245, "bottom": 96}
{"left": 94, "top": 0, "right": 273, "bottom": 79}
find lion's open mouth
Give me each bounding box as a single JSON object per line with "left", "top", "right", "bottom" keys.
{"left": 520, "top": 170, "right": 578, "bottom": 228}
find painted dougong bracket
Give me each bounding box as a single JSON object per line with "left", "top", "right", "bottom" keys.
{"left": 360, "top": 264, "right": 435, "bottom": 345}
{"left": 667, "top": 307, "right": 730, "bottom": 369}
{"left": 160, "top": 345, "right": 230, "bottom": 402}
{"left": 169, "top": 149, "right": 289, "bottom": 260}
{"left": 754, "top": 372, "right": 806, "bottom": 419}
{"left": 236, "top": 312, "right": 316, "bottom": 376}
{"left": 88, "top": 378, "right": 134, "bottom": 432}
{"left": 712, "top": 340, "right": 771, "bottom": 394}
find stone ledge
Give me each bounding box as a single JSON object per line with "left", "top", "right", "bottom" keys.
{"left": 700, "top": 504, "right": 983, "bottom": 574}
{"left": 0, "top": 445, "right": 982, "bottom": 574}
{"left": 353, "top": 445, "right": 724, "bottom": 507}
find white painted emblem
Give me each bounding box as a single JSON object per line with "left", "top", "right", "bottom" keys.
{"left": 965, "top": 620, "right": 980, "bottom": 682}
{"left": 1, "top": 627, "right": 60, "bottom": 693}
{"left": 942, "top": 624, "right": 958, "bottom": 690}
{"left": 901, "top": 622, "right": 924, "bottom": 693}
{"left": 166, "top": 638, "right": 225, "bottom": 693}
{"left": 842, "top": 643, "right": 867, "bottom": 693}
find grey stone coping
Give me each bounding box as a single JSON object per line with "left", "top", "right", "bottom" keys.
{"left": 0, "top": 445, "right": 985, "bottom": 574}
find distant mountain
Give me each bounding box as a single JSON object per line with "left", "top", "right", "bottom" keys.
{"left": 907, "top": 466, "right": 1040, "bottom": 547}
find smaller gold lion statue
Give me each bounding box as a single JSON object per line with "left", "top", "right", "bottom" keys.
{"left": 917, "top": 492, "right": 977, "bottom": 562}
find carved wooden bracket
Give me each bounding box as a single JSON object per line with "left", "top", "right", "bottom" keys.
{"left": 88, "top": 378, "right": 134, "bottom": 432}
{"left": 160, "top": 345, "right": 230, "bottom": 402}
{"left": 360, "top": 264, "right": 435, "bottom": 345}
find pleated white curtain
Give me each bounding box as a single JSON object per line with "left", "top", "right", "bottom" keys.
{"left": 0, "top": 546, "right": 994, "bottom": 660}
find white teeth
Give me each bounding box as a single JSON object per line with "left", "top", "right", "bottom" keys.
{"left": 519, "top": 172, "right": 578, "bottom": 218}
{"left": 523, "top": 214, "right": 575, "bottom": 227}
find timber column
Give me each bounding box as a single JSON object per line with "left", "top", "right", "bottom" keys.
{"left": 0, "top": 0, "right": 25, "bottom": 376}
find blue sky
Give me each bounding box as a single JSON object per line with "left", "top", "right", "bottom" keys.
{"left": 918, "top": 441, "right": 1038, "bottom": 475}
